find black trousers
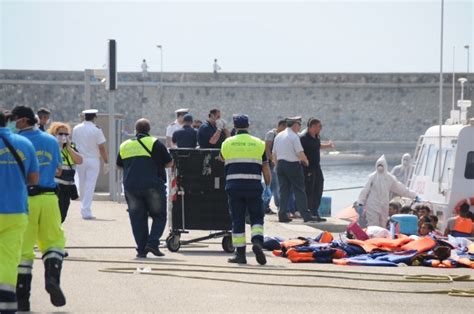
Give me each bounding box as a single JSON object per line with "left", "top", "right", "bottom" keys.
{"left": 57, "top": 184, "right": 76, "bottom": 223}
{"left": 304, "top": 166, "right": 324, "bottom": 215}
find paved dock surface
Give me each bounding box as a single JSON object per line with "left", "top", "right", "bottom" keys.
{"left": 27, "top": 200, "right": 473, "bottom": 313}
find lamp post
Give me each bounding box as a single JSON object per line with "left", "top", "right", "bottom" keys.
{"left": 464, "top": 45, "right": 470, "bottom": 74}
{"left": 437, "top": 0, "right": 444, "bottom": 193}
{"left": 157, "top": 44, "right": 163, "bottom": 90}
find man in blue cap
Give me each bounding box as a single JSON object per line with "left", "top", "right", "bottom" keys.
{"left": 220, "top": 114, "right": 271, "bottom": 265}
{"left": 172, "top": 114, "right": 197, "bottom": 148}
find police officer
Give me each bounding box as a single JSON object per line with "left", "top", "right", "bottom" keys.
{"left": 172, "top": 114, "right": 197, "bottom": 148}
{"left": 11, "top": 106, "right": 67, "bottom": 311}
{"left": 166, "top": 108, "right": 189, "bottom": 148}
{"left": 221, "top": 114, "right": 271, "bottom": 265}
{"left": 117, "top": 118, "right": 172, "bottom": 258}
{"left": 0, "top": 108, "right": 39, "bottom": 313}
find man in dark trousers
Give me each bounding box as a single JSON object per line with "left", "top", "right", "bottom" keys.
{"left": 117, "top": 118, "right": 172, "bottom": 258}
{"left": 300, "top": 118, "right": 334, "bottom": 222}
{"left": 172, "top": 114, "right": 197, "bottom": 148}
{"left": 221, "top": 115, "right": 271, "bottom": 265}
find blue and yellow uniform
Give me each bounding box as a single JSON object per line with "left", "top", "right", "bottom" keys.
{"left": 0, "top": 126, "right": 38, "bottom": 313}
{"left": 221, "top": 115, "right": 268, "bottom": 265}
{"left": 117, "top": 133, "right": 172, "bottom": 257}
{"left": 17, "top": 128, "right": 66, "bottom": 310}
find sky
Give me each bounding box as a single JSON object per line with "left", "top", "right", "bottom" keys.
{"left": 0, "top": 0, "right": 473, "bottom": 73}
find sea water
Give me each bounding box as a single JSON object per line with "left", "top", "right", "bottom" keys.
{"left": 322, "top": 163, "right": 375, "bottom": 216}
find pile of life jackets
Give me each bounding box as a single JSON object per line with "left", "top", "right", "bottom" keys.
{"left": 264, "top": 232, "right": 474, "bottom": 268}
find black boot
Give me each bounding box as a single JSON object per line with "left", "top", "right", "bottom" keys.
{"left": 228, "top": 247, "right": 247, "bottom": 264}
{"left": 44, "top": 258, "right": 66, "bottom": 307}
{"left": 251, "top": 238, "right": 267, "bottom": 265}
{"left": 16, "top": 273, "right": 32, "bottom": 312}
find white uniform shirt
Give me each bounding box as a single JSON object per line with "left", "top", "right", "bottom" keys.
{"left": 166, "top": 120, "right": 182, "bottom": 138}
{"left": 272, "top": 128, "right": 304, "bottom": 162}
{"left": 72, "top": 121, "right": 106, "bottom": 158}
{"left": 213, "top": 62, "right": 221, "bottom": 72}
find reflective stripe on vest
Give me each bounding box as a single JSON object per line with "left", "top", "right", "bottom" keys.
{"left": 221, "top": 133, "right": 265, "bottom": 182}
{"left": 226, "top": 174, "right": 261, "bottom": 180}
{"left": 61, "top": 147, "right": 75, "bottom": 168}
{"left": 119, "top": 136, "right": 157, "bottom": 160}
{"left": 453, "top": 216, "right": 473, "bottom": 234}
{"left": 225, "top": 158, "right": 262, "bottom": 165}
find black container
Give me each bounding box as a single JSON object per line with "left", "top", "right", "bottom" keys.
{"left": 169, "top": 148, "right": 231, "bottom": 231}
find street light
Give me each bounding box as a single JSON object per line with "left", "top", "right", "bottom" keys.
{"left": 464, "top": 45, "right": 470, "bottom": 74}
{"left": 156, "top": 44, "right": 163, "bottom": 90}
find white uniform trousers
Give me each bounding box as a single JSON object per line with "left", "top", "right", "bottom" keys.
{"left": 76, "top": 157, "right": 100, "bottom": 218}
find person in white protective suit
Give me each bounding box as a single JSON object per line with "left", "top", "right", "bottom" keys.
{"left": 391, "top": 153, "right": 414, "bottom": 185}
{"left": 357, "top": 155, "right": 419, "bottom": 228}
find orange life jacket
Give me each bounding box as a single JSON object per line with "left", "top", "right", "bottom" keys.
{"left": 317, "top": 231, "right": 334, "bottom": 243}
{"left": 452, "top": 216, "right": 473, "bottom": 235}
{"left": 347, "top": 236, "right": 413, "bottom": 253}
{"left": 400, "top": 236, "right": 436, "bottom": 253}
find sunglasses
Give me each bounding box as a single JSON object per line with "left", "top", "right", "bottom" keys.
{"left": 58, "top": 133, "right": 69, "bottom": 136}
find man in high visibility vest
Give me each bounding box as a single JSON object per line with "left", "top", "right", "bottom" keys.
{"left": 117, "top": 118, "right": 173, "bottom": 258}
{"left": 11, "top": 106, "right": 66, "bottom": 311}
{"left": 221, "top": 114, "right": 271, "bottom": 265}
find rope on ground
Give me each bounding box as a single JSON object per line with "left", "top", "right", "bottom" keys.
{"left": 98, "top": 267, "right": 474, "bottom": 297}
{"left": 323, "top": 186, "right": 364, "bottom": 192}
{"left": 61, "top": 256, "right": 474, "bottom": 281}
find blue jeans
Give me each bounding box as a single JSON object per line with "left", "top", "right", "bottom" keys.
{"left": 269, "top": 165, "right": 280, "bottom": 208}
{"left": 125, "top": 187, "right": 167, "bottom": 254}
{"left": 276, "top": 160, "right": 310, "bottom": 221}
{"left": 262, "top": 183, "right": 272, "bottom": 209}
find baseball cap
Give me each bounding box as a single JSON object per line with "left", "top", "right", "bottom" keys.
{"left": 233, "top": 114, "right": 249, "bottom": 128}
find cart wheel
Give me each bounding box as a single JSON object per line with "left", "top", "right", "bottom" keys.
{"left": 166, "top": 234, "right": 181, "bottom": 252}
{"left": 222, "top": 235, "right": 235, "bottom": 253}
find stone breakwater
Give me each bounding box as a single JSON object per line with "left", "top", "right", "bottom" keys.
{"left": 1, "top": 70, "right": 472, "bottom": 159}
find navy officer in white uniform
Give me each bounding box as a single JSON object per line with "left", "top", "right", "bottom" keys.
{"left": 72, "top": 109, "right": 108, "bottom": 219}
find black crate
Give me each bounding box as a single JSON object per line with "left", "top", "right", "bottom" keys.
{"left": 170, "top": 148, "right": 231, "bottom": 231}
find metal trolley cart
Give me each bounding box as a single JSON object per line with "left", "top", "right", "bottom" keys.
{"left": 165, "top": 148, "right": 234, "bottom": 253}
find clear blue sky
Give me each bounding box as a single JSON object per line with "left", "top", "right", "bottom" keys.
{"left": 1, "top": 0, "right": 472, "bottom": 72}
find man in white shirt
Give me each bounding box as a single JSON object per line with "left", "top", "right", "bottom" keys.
{"left": 272, "top": 116, "right": 317, "bottom": 223}
{"left": 141, "top": 59, "right": 148, "bottom": 80}
{"left": 72, "top": 109, "right": 108, "bottom": 219}
{"left": 213, "top": 59, "right": 221, "bottom": 80}
{"left": 165, "top": 108, "right": 188, "bottom": 148}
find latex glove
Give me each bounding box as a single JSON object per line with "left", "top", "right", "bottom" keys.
{"left": 415, "top": 195, "right": 421, "bottom": 203}
{"left": 357, "top": 204, "right": 364, "bottom": 215}
{"left": 220, "top": 119, "right": 227, "bottom": 129}
{"left": 215, "top": 119, "right": 224, "bottom": 130}
{"left": 103, "top": 163, "right": 110, "bottom": 174}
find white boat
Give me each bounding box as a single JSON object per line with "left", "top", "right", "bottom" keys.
{"left": 408, "top": 79, "right": 474, "bottom": 229}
